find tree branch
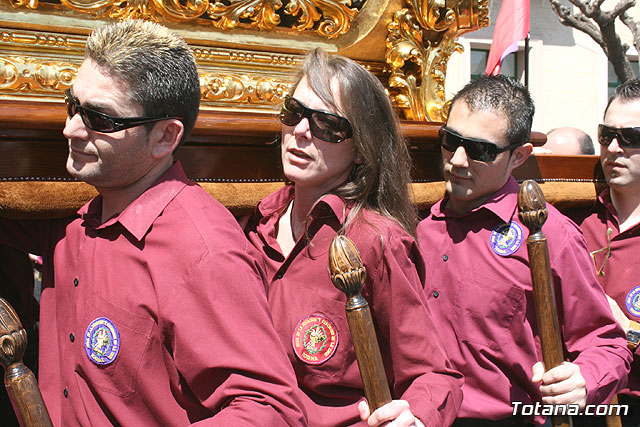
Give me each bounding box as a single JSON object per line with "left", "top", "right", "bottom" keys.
{"left": 548, "top": 0, "right": 636, "bottom": 81}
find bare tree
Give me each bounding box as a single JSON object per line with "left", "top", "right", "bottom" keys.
{"left": 549, "top": 0, "right": 640, "bottom": 82}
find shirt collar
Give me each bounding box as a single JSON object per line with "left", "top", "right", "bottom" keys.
{"left": 431, "top": 176, "right": 519, "bottom": 224}
{"left": 596, "top": 188, "right": 618, "bottom": 221}
{"left": 78, "top": 162, "right": 190, "bottom": 241}
{"left": 256, "top": 185, "right": 347, "bottom": 225}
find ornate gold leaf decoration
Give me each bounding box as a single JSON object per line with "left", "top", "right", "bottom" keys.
{"left": 385, "top": 0, "right": 489, "bottom": 121}
{"left": 10, "top": 0, "right": 358, "bottom": 38}
{"left": 200, "top": 72, "right": 291, "bottom": 104}
{"left": 209, "top": 0, "right": 357, "bottom": 37}
{"left": 9, "top": 0, "right": 39, "bottom": 9}
{"left": 0, "top": 57, "right": 77, "bottom": 93}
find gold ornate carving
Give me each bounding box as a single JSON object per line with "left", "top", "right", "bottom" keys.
{"left": 200, "top": 72, "right": 291, "bottom": 104}
{"left": 0, "top": 57, "right": 76, "bottom": 93}
{"left": 385, "top": 0, "right": 489, "bottom": 121}
{"left": 11, "top": 0, "right": 358, "bottom": 38}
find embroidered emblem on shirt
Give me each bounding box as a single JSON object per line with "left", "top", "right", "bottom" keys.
{"left": 292, "top": 314, "right": 339, "bottom": 365}
{"left": 84, "top": 317, "right": 120, "bottom": 365}
{"left": 490, "top": 221, "right": 524, "bottom": 256}
{"left": 626, "top": 286, "right": 640, "bottom": 317}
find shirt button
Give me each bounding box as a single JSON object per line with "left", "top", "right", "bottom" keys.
{"left": 63, "top": 388, "right": 68, "bottom": 398}
{"left": 275, "top": 272, "right": 283, "bottom": 279}
{"left": 69, "top": 333, "right": 75, "bottom": 343}
{"left": 442, "top": 254, "right": 448, "bottom": 261}
{"left": 73, "top": 278, "right": 79, "bottom": 287}
{"left": 433, "top": 290, "right": 440, "bottom": 298}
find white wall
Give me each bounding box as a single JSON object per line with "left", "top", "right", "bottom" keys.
{"left": 445, "top": 0, "right": 640, "bottom": 148}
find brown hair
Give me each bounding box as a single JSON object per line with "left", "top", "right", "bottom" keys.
{"left": 86, "top": 19, "right": 200, "bottom": 144}
{"left": 289, "top": 48, "right": 417, "bottom": 236}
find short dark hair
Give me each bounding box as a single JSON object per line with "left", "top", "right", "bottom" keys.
{"left": 579, "top": 132, "right": 594, "bottom": 155}
{"left": 604, "top": 78, "right": 640, "bottom": 118}
{"left": 450, "top": 74, "right": 535, "bottom": 146}
{"left": 86, "top": 20, "right": 201, "bottom": 144}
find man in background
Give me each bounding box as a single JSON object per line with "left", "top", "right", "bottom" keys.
{"left": 569, "top": 78, "right": 640, "bottom": 426}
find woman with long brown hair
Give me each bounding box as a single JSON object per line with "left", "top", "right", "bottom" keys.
{"left": 244, "top": 48, "right": 462, "bottom": 426}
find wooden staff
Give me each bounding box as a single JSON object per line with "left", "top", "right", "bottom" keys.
{"left": 0, "top": 298, "right": 52, "bottom": 427}
{"left": 329, "top": 235, "right": 392, "bottom": 412}
{"left": 517, "top": 180, "right": 571, "bottom": 427}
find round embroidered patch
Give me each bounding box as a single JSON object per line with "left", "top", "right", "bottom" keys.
{"left": 490, "top": 221, "right": 524, "bottom": 256}
{"left": 84, "top": 317, "right": 120, "bottom": 365}
{"left": 626, "top": 286, "right": 640, "bottom": 317}
{"left": 292, "top": 314, "right": 339, "bottom": 365}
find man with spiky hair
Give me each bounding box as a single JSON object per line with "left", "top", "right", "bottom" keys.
{"left": 0, "top": 20, "right": 306, "bottom": 426}
{"left": 417, "top": 74, "right": 631, "bottom": 426}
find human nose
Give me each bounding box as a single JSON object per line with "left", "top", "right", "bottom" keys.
{"left": 449, "top": 145, "right": 470, "bottom": 167}
{"left": 63, "top": 111, "right": 89, "bottom": 140}
{"left": 606, "top": 135, "right": 624, "bottom": 153}
{"left": 292, "top": 116, "right": 313, "bottom": 140}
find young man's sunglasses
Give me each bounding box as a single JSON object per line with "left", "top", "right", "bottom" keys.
{"left": 279, "top": 95, "right": 353, "bottom": 143}
{"left": 597, "top": 124, "right": 640, "bottom": 148}
{"left": 439, "top": 127, "right": 523, "bottom": 162}
{"left": 64, "top": 89, "right": 180, "bottom": 133}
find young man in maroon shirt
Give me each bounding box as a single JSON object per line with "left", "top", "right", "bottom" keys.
{"left": 568, "top": 78, "right": 640, "bottom": 426}
{"left": 417, "top": 74, "right": 631, "bottom": 426}
{"left": 0, "top": 20, "right": 305, "bottom": 426}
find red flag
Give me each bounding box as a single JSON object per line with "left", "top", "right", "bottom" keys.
{"left": 485, "top": 0, "right": 530, "bottom": 75}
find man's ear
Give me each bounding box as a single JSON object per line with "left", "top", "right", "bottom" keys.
{"left": 150, "top": 119, "right": 184, "bottom": 160}
{"left": 508, "top": 142, "right": 533, "bottom": 172}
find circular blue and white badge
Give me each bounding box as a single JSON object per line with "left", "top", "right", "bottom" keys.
{"left": 490, "top": 221, "right": 524, "bottom": 257}
{"left": 626, "top": 286, "right": 640, "bottom": 317}
{"left": 84, "top": 317, "right": 120, "bottom": 365}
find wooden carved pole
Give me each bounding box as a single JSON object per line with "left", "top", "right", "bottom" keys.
{"left": 0, "top": 298, "right": 52, "bottom": 427}
{"left": 329, "top": 235, "right": 392, "bottom": 412}
{"left": 517, "top": 180, "right": 571, "bottom": 427}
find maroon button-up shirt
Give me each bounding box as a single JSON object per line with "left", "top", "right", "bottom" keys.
{"left": 0, "top": 163, "right": 306, "bottom": 426}
{"left": 245, "top": 185, "right": 463, "bottom": 427}
{"left": 568, "top": 188, "right": 640, "bottom": 398}
{"left": 417, "top": 177, "right": 631, "bottom": 424}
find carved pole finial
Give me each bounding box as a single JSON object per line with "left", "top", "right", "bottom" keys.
{"left": 517, "top": 179, "right": 548, "bottom": 233}
{"left": 0, "top": 298, "right": 27, "bottom": 370}
{"left": 329, "top": 235, "right": 391, "bottom": 411}
{"left": 0, "top": 298, "right": 52, "bottom": 427}
{"left": 329, "top": 235, "right": 367, "bottom": 304}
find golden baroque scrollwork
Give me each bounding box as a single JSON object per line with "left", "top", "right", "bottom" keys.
{"left": 200, "top": 72, "right": 291, "bottom": 104}
{"left": 386, "top": 0, "right": 489, "bottom": 122}
{"left": 0, "top": 56, "right": 77, "bottom": 93}
{"left": 10, "top": 0, "right": 358, "bottom": 38}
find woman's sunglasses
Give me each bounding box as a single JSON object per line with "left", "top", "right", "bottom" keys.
{"left": 439, "top": 127, "right": 523, "bottom": 162}
{"left": 597, "top": 124, "right": 640, "bottom": 148}
{"left": 279, "top": 96, "right": 353, "bottom": 143}
{"left": 65, "top": 89, "right": 180, "bottom": 133}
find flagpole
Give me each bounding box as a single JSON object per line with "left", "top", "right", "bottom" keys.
{"left": 524, "top": 33, "right": 530, "bottom": 88}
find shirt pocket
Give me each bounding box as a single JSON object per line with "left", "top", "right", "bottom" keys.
{"left": 75, "top": 293, "right": 155, "bottom": 397}
{"left": 291, "top": 282, "right": 355, "bottom": 383}
{"left": 451, "top": 270, "right": 525, "bottom": 350}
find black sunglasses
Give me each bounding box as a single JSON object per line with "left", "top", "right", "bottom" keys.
{"left": 439, "top": 127, "right": 523, "bottom": 162}
{"left": 597, "top": 124, "right": 640, "bottom": 149}
{"left": 64, "top": 89, "right": 180, "bottom": 133}
{"left": 280, "top": 96, "right": 353, "bottom": 143}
